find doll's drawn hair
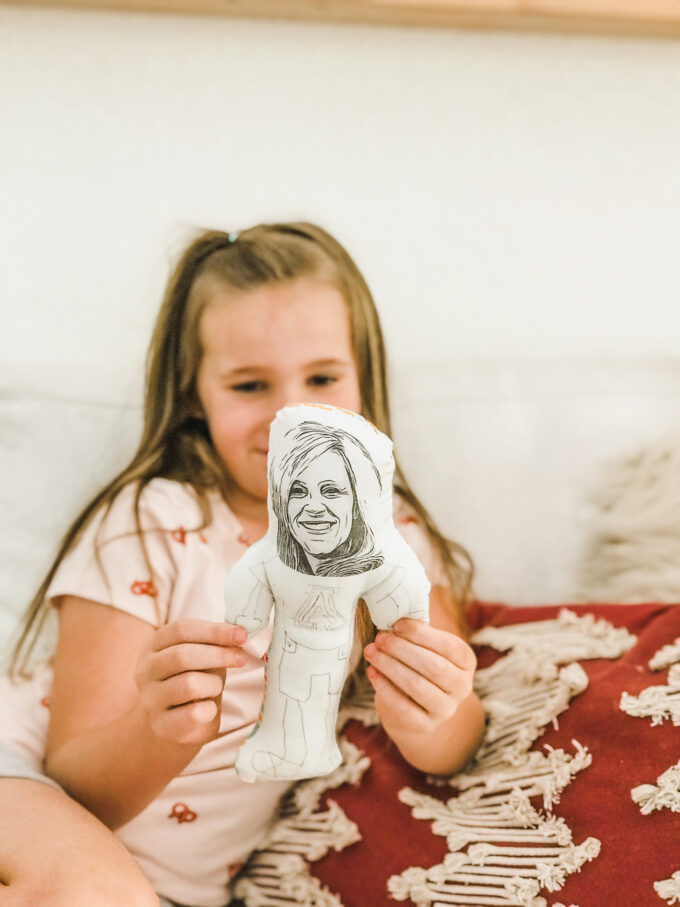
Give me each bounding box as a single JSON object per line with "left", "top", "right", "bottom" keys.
{"left": 271, "top": 421, "right": 384, "bottom": 577}
{"left": 11, "top": 222, "right": 474, "bottom": 677}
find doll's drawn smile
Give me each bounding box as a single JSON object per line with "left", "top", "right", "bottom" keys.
{"left": 297, "top": 517, "right": 337, "bottom": 533}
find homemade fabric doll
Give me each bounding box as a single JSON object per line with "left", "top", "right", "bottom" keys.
{"left": 224, "top": 404, "right": 431, "bottom": 783}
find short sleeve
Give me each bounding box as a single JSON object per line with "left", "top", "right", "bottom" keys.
{"left": 45, "top": 480, "right": 198, "bottom": 627}
{"left": 393, "top": 494, "right": 449, "bottom": 589}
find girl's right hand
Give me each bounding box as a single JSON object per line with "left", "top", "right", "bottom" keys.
{"left": 133, "top": 619, "right": 248, "bottom": 746}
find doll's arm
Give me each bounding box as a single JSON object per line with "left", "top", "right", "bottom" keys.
{"left": 363, "top": 545, "right": 430, "bottom": 631}
{"left": 224, "top": 541, "right": 275, "bottom": 638}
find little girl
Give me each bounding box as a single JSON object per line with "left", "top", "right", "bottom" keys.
{"left": 0, "top": 222, "right": 485, "bottom": 907}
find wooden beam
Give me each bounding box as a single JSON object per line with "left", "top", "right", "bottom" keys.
{"left": 4, "top": 0, "right": 680, "bottom": 38}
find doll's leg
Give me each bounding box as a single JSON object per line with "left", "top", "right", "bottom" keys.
{"left": 280, "top": 696, "right": 306, "bottom": 765}
{"left": 299, "top": 681, "right": 342, "bottom": 771}
{"left": 319, "top": 690, "right": 342, "bottom": 765}
{"left": 250, "top": 679, "right": 342, "bottom": 779}
{"left": 242, "top": 642, "right": 346, "bottom": 780}
{"left": 0, "top": 778, "right": 160, "bottom": 906}
{"left": 246, "top": 694, "right": 305, "bottom": 778}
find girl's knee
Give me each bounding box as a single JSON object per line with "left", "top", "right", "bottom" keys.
{"left": 11, "top": 874, "right": 160, "bottom": 907}
{"left": 0, "top": 779, "right": 159, "bottom": 907}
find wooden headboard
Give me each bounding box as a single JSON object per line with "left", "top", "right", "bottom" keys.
{"left": 4, "top": 0, "right": 680, "bottom": 40}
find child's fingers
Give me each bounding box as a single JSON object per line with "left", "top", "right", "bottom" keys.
{"left": 365, "top": 646, "right": 452, "bottom": 716}
{"left": 392, "top": 619, "right": 477, "bottom": 672}
{"left": 368, "top": 633, "right": 456, "bottom": 694}
{"left": 155, "top": 670, "right": 225, "bottom": 710}
{"left": 365, "top": 666, "right": 430, "bottom": 731}
{"left": 147, "top": 642, "right": 246, "bottom": 682}
{"left": 152, "top": 619, "right": 248, "bottom": 652}
{"left": 150, "top": 700, "right": 220, "bottom": 744}
{"left": 142, "top": 666, "right": 228, "bottom": 743}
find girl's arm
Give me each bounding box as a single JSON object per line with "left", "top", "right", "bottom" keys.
{"left": 45, "top": 596, "right": 246, "bottom": 830}
{"left": 363, "top": 585, "right": 486, "bottom": 776}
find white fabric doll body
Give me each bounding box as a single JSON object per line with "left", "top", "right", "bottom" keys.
{"left": 224, "top": 404, "right": 430, "bottom": 783}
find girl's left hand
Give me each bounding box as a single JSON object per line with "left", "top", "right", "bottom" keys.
{"left": 364, "top": 618, "right": 477, "bottom": 740}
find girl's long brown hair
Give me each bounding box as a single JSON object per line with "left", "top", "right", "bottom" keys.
{"left": 10, "top": 222, "right": 474, "bottom": 679}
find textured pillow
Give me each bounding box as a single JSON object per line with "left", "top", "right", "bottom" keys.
{"left": 574, "top": 433, "right": 680, "bottom": 603}
{"left": 233, "top": 603, "right": 680, "bottom": 907}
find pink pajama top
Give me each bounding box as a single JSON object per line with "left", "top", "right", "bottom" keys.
{"left": 0, "top": 478, "right": 448, "bottom": 907}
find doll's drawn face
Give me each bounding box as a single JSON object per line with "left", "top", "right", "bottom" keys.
{"left": 286, "top": 450, "right": 354, "bottom": 556}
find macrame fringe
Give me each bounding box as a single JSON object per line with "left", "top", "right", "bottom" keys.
{"left": 619, "top": 664, "right": 680, "bottom": 726}
{"left": 621, "top": 640, "right": 680, "bottom": 904}
{"left": 472, "top": 608, "right": 636, "bottom": 663}
{"left": 631, "top": 761, "right": 680, "bottom": 815}
{"left": 446, "top": 742, "right": 592, "bottom": 811}
{"left": 655, "top": 871, "right": 680, "bottom": 906}
{"left": 281, "top": 740, "right": 372, "bottom": 819}
{"left": 233, "top": 737, "right": 369, "bottom": 905}
{"left": 233, "top": 852, "right": 343, "bottom": 907}
{"left": 649, "top": 637, "right": 680, "bottom": 672}
{"left": 572, "top": 433, "right": 680, "bottom": 605}
{"left": 389, "top": 788, "right": 600, "bottom": 906}
{"left": 388, "top": 610, "right": 632, "bottom": 907}
{"left": 388, "top": 837, "right": 599, "bottom": 906}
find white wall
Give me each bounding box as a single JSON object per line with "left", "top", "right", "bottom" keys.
{"left": 2, "top": 7, "right": 680, "bottom": 627}
{"left": 2, "top": 4, "right": 680, "bottom": 400}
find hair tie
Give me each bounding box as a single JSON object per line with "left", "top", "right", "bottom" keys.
{"left": 228, "top": 231, "right": 239, "bottom": 243}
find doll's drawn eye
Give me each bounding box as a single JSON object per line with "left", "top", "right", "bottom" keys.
{"left": 289, "top": 481, "right": 308, "bottom": 498}
{"left": 320, "top": 483, "right": 348, "bottom": 498}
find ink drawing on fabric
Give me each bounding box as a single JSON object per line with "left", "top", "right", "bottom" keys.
{"left": 224, "top": 404, "right": 430, "bottom": 783}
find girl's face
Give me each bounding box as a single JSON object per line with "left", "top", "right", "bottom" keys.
{"left": 286, "top": 449, "right": 354, "bottom": 556}
{"left": 196, "top": 278, "right": 362, "bottom": 512}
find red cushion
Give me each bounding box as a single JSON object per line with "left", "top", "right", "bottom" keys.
{"left": 241, "top": 604, "right": 680, "bottom": 907}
